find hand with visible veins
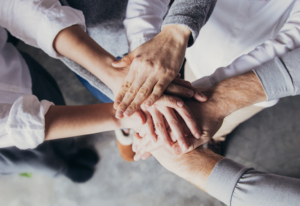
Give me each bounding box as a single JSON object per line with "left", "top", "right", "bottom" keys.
{"left": 112, "top": 25, "right": 193, "bottom": 119}
{"left": 132, "top": 72, "right": 268, "bottom": 161}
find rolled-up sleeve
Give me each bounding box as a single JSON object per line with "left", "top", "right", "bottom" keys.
{"left": 124, "top": 0, "right": 170, "bottom": 52}
{"left": 0, "top": 0, "right": 86, "bottom": 58}
{"left": 206, "top": 158, "right": 300, "bottom": 206}
{"left": 0, "top": 95, "right": 53, "bottom": 149}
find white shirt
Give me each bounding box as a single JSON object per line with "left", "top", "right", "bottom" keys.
{"left": 0, "top": 0, "right": 85, "bottom": 149}
{"left": 123, "top": 0, "right": 300, "bottom": 107}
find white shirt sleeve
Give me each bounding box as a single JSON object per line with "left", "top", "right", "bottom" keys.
{"left": 0, "top": 95, "right": 53, "bottom": 149}
{"left": 194, "top": 1, "right": 300, "bottom": 88}
{"left": 124, "top": 0, "right": 170, "bottom": 52}
{"left": 0, "top": 0, "right": 86, "bottom": 58}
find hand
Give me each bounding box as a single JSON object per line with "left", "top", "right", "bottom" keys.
{"left": 112, "top": 25, "right": 192, "bottom": 118}
{"left": 133, "top": 86, "right": 229, "bottom": 160}
{"left": 134, "top": 93, "right": 204, "bottom": 152}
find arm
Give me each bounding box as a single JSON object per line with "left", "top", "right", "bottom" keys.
{"left": 112, "top": 0, "right": 217, "bottom": 116}
{"left": 200, "top": 1, "right": 300, "bottom": 92}
{"left": 1, "top": 95, "right": 142, "bottom": 150}
{"left": 151, "top": 146, "right": 300, "bottom": 206}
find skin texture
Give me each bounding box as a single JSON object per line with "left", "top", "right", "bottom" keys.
{"left": 52, "top": 25, "right": 203, "bottom": 150}
{"left": 112, "top": 25, "right": 192, "bottom": 118}
{"left": 45, "top": 103, "right": 142, "bottom": 141}
{"left": 152, "top": 145, "right": 224, "bottom": 191}
{"left": 133, "top": 71, "right": 267, "bottom": 159}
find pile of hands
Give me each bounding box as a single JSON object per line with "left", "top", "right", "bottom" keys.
{"left": 111, "top": 29, "right": 227, "bottom": 162}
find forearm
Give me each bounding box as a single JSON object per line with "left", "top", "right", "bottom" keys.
{"left": 152, "top": 147, "right": 223, "bottom": 191}
{"left": 53, "top": 25, "right": 126, "bottom": 95}
{"left": 44, "top": 103, "right": 138, "bottom": 140}
{"left": 208, "top": 71, "right": 267, "bottom": 117}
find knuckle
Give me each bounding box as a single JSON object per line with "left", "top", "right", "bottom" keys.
{"left": 151, "top": 94, "right": 160, "bottom": 102}
{"left": 138, "top": 86, "right": 149, "bottom": 97}
{"left": 155, "top": 122, "right": 164, "bottom": 131}
{"left": 118, "top": 103, "right": 128, "bottom": 111}
{"left": 122, "top": 81, "right": 132, "bottom": 91}
{"left": 128, "top": 87, "right": 138, "bottom": 95}
{"left": 155, "top": 84, "right": 164, "bottom": 93}
{"left": 128, "top": 103, "right": 139, "bottom": 112}
{"left": 169, "top": 119, "right": 179, "bottom": 127}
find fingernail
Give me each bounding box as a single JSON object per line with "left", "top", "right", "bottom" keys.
{"left": 195, "top": 133, "right": 201, "bottom": 139}
{"left": 115, "top": 110, "right": 123, "bottom": 119}
{"left": 174, "top": 145, "right": 182, "bottom": 155}
{"left": 187, "top": 90, "right": 194, "bottom": 97}
{"left": 177, "top": 101, "right": 184, "bottom": 107}
{"left": 146, "top": 100, "right": 152, "bottom": 107}
{"left": 124, "top": 109, "right": 131, "bottom": 117}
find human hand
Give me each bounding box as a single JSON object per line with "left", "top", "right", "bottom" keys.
{"left": 133, "top": 86, "right": 230, "bottom": 160}
{"left": 134, "top": 92, "right": 205, "bottom": 153}
{"left": 112, "top": 25, "right": 192, "bottom": 118}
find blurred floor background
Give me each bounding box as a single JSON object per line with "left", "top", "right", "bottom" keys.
{"left": 0, "top": 41, "right": 299, "bottom": 206}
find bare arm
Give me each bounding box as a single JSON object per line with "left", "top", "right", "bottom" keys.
{"left": 45, "top": 103, "right": 142, "bottom": 141}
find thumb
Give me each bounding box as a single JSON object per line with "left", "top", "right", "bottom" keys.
{"left": 112, "top": 51, "right": 135, "bottom": 68}
{"left": 131, "top": 110, "right": 146, "bottom": 125}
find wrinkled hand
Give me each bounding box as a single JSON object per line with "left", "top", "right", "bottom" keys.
{"left": 133, "top": 86, "right": 228, "bottom": 160}
{"left": 112, "top": 25, "right": 192, "bottom": 118}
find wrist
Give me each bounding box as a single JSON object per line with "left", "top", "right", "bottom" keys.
{"left": 161, "top": 25, "right": 191, "bottom": 46}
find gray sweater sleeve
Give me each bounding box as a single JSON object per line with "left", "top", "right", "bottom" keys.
{"left": 206, "top": 158, "right": 300, "bottom": 206}
{"left": 253, "top": 47, "right": 300, "bottom": 101}
{"left": 162, "top": 0, "right": 217, "bottom": 46}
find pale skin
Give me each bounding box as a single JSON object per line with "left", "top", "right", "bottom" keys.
{"left": 133, "top": 71, "right": 267, "bottom": 159}
{"left": 45, "top": 25, "right": 203, "bottom": 147}
{"left": 112, "top": 25, "right": 196, "bottom": 118}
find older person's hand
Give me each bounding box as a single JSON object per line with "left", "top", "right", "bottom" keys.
{"left": 112, "top": 25, "right": 192, "bottom": 118}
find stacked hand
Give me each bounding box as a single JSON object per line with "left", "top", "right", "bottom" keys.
{"left": 133, "top": 86, "right": 228, "bottom": 161}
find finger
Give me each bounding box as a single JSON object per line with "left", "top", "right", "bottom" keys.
{"left": 123, "top": 75, "right": 157, "bottom": 117}
{"left": 144, "top": 110, "right": 157, "bottom": 142}
{"left": 141, "top": 152, "right": 152, "bottom": 160}
{"left": 174, "top": 104, "right": 201, "bottom": 139}
{"left": 172, "top": 135, "right": 210, "bottom": 155}
{"left": 132, "top": 133, "right": 143, "bottom": 153}
{"left": 155, "top": 94, "right": 184, "bottom": 108}
{"left": 118, "top": 72, "right": 148, "bottom": 117}
{"left": 114, "top": 68, "right": 137, "bottom": 114}
{"left": 112, "top": 52, "right": 135, "bottom": 68}
{"left": 165, "top": 83, "right": 195, "bottom": 98}
{"left": 172, "top": 78, "right": 192, "bottom": 88}
{"left": 175, "top": 112, "right": 190, "bottom": 137}
{"left": 192, "top": 87, "right": 208, "bottom": 102}
{"left": 157, "top": 106, "right": 188, "bottom": 152}
{"left": 145, "top": 77, "right": 174, "bottom": 107}
{"left": 149, "top": 106, "right": 173, "bottom": 148}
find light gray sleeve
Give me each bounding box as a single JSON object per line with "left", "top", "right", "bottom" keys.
{"left": 206, "top": 158, "right": 300, "bottom": 206}
{"left": 253, "top": 47, "right": 300, "bottom": 101}
{"left": 162, "top": 0, "right": 217, "bottom": 46}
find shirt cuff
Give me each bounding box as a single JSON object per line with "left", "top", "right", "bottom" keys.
{"left": 5, "top": 95, "right": 54, "bottom": 149}
{"left": 253, "top": 57, "right": 295, "bottom": 101}
{"left": 206, "top": 158, "right": 253, "bottom": 206}
{"left": 37, "top": 6, "right": 86, "bottom": 58}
